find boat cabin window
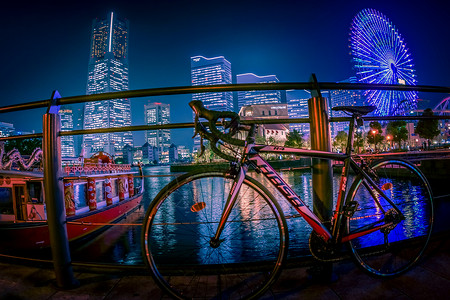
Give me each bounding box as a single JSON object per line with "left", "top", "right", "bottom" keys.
{"left": 96, "top": 181, "right": 104, "bottom": 202}
{"left": 27, "top": 182, "right": 43, "bottom": 204}
{"left": 0, "top": 187, "right": 13, "bottom": 214}
{"left": 73, "top": 183, "right": 88, "bottom": 209}
{"left": 111, "top": 179, "right": 118, "bottom": 197}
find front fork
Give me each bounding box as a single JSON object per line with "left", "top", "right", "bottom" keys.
{"left": 210, "top": 163, "right": 248, "bottom": 247}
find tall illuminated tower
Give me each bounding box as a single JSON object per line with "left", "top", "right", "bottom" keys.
{"left": 144, "top": 102, "right": 171, "bottom": 162}
{"left": 191, "top": 56, "right": 233, "bottom": 150}
{"left": 237, "top": 73, "right": 281, "bottom": 110}
{"left": 83, "top": 12, "right": 133, "bottom": 156}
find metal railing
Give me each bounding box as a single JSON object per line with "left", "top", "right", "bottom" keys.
{"left": 1, "top": 76, "right": 449, "bottom": 287}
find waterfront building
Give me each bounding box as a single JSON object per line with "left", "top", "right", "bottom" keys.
{"left": 144, "top": 102, "right": 171, "bottom": 162}
{"left": 286, "top": 90, "right": 310, "bottom": 136}
{"left": 0, "top": 122, "right": 15, "bottom": 137}
{"left": 177, "top": 145, "right": 191, "bottom": 162}
{"left": 122, "top": 144, "right": 134, "bottom": 164}
{"left": 142, "top": 142, "right": 159, "bottom": 164}
{"left": 168, "top": 144, "right": 178, "bottom": 163}
{"left": 236, "top": 73, "right": 281, "bottom": 111}
{"left": 59, "top": 106, "right": 75, "bottom": 158}
{"left": 191, "top": 55, "right": 233, "bottom": 150}
{"left": 239, "top": 104, "right": 289, "bottom": 144}
{"left": 330, "top": 77, "right": 365, "bottom": 137}
{"left": 83, "top": 12, "right": 133, "bottom": 156}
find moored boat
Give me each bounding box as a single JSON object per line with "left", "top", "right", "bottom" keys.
{"left": 0, "top": 148, "right": 144, "bottom": 250}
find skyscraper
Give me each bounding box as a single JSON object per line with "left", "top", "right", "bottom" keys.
{"left": 144, "top": 102, "right": 171, "bottom": 162}
{"left": 83, "top": 12, "right": 133, "bottom": 156}
{"left": 191, "top": 56, "right": 233, "bottom": 111}
{"left": 59, "top": 106, "right": 75, "bottom": 157}
{"left": 236, "top": 73, "right": 281, "bottom": 111}
{"left": 330, "top": 77, "right": 365, "bottom": 136}
{"left": 191, "top": 56, "right": 233, "bottom": 150}
{"left": 287, "top": 89, "right": 310, "bottom": 135}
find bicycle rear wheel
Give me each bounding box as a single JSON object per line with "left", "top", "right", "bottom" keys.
{"left": 346, "top": 159, "right": 433, "bottom": 276}
{"left": 142, "top": 168, "right": 288, "bottom": 299}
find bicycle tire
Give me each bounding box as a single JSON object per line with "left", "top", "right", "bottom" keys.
{"left": 346, "top": 158, "right": 434, "bottom": 276}
{"left": 142, "top": 168, "right": 288, "bottom": 299}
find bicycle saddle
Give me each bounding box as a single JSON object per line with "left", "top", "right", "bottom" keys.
{"left": 332, "top": 106, "right": 376, "bottom": 116}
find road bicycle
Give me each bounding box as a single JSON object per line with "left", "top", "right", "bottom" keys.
{"left": 142, "top": 100, "right": 434, "bottom": 299}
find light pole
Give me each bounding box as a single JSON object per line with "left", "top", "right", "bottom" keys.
{"left": 371, "top": 129, "right": 378, "bottom": 151}
{"left": 386, "top": 134, "right": 392, "bottom": 151}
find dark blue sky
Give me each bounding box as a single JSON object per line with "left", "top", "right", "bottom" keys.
{"left": 1, "top": 0, "right": 449, "bottom": 147}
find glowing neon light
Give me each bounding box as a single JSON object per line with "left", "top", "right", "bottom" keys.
{"left": 108, "top": 12, "right": 113, "bottom": 52}
{"left": 350, "top": 8, "right": 417, "bottom": 116}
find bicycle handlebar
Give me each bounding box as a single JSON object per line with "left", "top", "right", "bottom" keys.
{"left": 189, "top": 100, "right": 247, "bottom": 161}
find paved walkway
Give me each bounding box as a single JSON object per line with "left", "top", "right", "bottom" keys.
{"left": 1, "top": 230, "right": 449, "bottom": 299}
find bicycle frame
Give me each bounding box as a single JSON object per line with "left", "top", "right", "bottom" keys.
{"left": 212, "top": 140, "right": 404, "bottom": 247}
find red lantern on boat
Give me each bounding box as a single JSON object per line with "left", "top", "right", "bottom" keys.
{"left": 104, "top": 177, "right": 113, "bottom": 205}
{"left": 87, "top": 177, "right": 97, "bottom": 210}
{"left": 64, "top": 180, "right": 76, "bottom": 216}
{"left": 128, "top": 175, "right": 134, "bottom": 197}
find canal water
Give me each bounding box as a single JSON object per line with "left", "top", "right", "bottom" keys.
{"left": 69, "top": 165, "right": 331, "bottom": 266}
{"left": 1, "top": 165, "right": 434, "bottom": 266}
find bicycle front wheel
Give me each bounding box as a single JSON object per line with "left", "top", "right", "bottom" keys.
{"left": 346, "top": 159, "right": 434, "bottom": 276}
{"left": 142, "top": 168, "right": 288, "bottom": 299}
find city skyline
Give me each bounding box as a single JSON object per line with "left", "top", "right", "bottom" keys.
{"left": 1, "top": 0, "right": 449, "bottom": 149}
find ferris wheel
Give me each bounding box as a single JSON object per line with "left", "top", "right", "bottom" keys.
{"left": 350, "top": 8, "right": 418, "bottom": 116}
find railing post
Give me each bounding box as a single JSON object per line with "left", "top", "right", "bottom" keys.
{"left": 43, "top": 91, "right": 78, "bottom": 288}
{"left": 308, "top": 95, "right": 334, "bottom": 281}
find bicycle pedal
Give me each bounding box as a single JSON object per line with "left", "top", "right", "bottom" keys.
{"left": 343, "top": 201, "right": 359, "bottom": 217}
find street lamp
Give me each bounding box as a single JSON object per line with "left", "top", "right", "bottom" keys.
{"left": 386, "top": 134, "right": 392, "bottom": 151}
{"left": 371, "top": 129, "right": 378, "bottom": 151}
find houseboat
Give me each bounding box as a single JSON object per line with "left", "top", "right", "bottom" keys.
{"left": 0, "top": 147, "right": 143, "bottom": 250}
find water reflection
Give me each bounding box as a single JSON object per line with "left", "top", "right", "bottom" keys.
{"left": 148, "top": 174, "right": 283, "bottom": 266}
{"left": 74, "top": 165, "right": 431, "bottom": 265}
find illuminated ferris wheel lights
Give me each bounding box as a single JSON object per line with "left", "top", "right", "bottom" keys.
{"left": 350, "top": 8, "right": 417, "bottom": 116}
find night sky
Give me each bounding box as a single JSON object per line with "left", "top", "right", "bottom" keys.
{"left": 1, "top": 0, "right": 449, "bottom": 148}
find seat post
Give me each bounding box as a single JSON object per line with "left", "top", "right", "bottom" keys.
{"left": 344, "top": 115, "right": 357, "bottom": 155}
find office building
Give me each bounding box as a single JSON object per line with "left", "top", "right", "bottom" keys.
{"left": 59, "top": 106, "right": 75, "bottom": 157}
{"left": 0, "top": 122, "right": 15, "bottom": 137}
{"left": 191, "top": 56, "right": 233, "bottom": 150}
{"left": 144, "top": 102, "right": 171, "bottom": 162}
{"left": 287, "top": 90, "right": 311, "bottom": 136}
{"left": 237, "top": 73, "right": 281, "bottom": 110}
{"left": 330, "top": 77, "right": 365, "bottom": 136}
{"left": 83, "top": 12, "right": 133, "bottom": 156}
{"left": 142, "top": 142, "right": 159, "bottom": 164}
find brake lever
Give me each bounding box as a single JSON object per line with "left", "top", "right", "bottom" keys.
{"left": 199, "top": 135, "right": 206, "bottom": 157}
{"left": 192, "top": 113, "right": 200, "bottom": 138}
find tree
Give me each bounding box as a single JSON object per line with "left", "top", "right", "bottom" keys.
{"left": 333, "top": 131, "right": 348, "bottom": 152}
{"left": 354, "top": 130, "right": 365, "bottom": 153}
{"left": 284, "top": 129, "right": 304, "bottom": 148}
{"left": 367, "top": 121, "right": 384, "bottom": 151}
{"left": 386, "top": 121, "right": 409, "bottom": 149}
{"left": 4, "top": 138, "right": 42, "bottom": 155}
{"left": 415, "top": 108, "right": 440, "bottom": 148}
